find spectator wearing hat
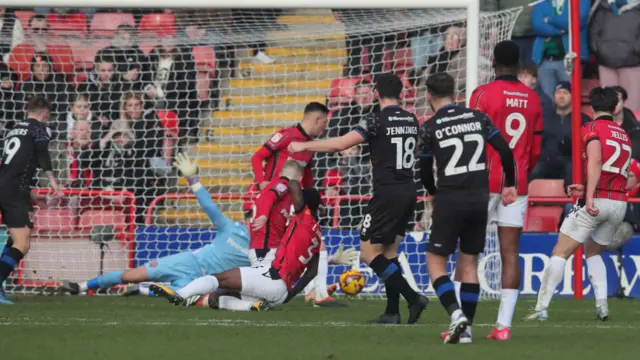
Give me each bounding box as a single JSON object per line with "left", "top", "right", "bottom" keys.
{"left": 530, "top": 81, "right": 590, "bottom": 180}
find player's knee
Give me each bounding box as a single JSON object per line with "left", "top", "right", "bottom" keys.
{"left": 121, "top": 267, "right": 147, "bottom": 283}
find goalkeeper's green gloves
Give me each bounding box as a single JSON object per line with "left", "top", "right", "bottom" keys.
{"left": 174, "top": 153, "right": 200, "bottom": 186}
{"left": 329, "top": 244, "right": 359, "bottom": 265}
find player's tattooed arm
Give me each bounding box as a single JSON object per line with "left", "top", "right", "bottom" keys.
{"left": 284, "top": 254, "right": 319, "bottom": 303}
{"left": 487, "top": 131, "right": 516, "bottom": 187}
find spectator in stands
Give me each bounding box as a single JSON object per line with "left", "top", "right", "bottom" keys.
{"left": 77, "top": 49, "right": 123, "bottom": 133}
{"left": 0, "top": 8, "right": 25, "bottom": 63}
{"left": 15, "top": 53, "right": 68, "bottom": 138}
{"left": 327, "top": 80, "right": 378, "bottom": 139}
{"left": 589, "top": 1, "right": 640, "bottom": 111}
{"left": 517, "top": 63, "right": 554, "bottom": 113}
{"left": 409, "top": 26, "right": 443, "bottom": 74}
{"left": 64, "top": 93, "right": 101, "bottom": 142}
{"left": 0, "top": 63, "right": 17, "bottom": 141}
{"left": 148, "top": 34, "right": 200, "bottom": 141}
{"left": 530, "top": 81, "right": 590, "bottom": 180}
{"left": 8, "top": 14, "right": 74, "bottom": 82}
{"left": 101, "top": 24, "right": 151, "bottom": 93}
{"left": 610, "top": 86, "right": 640, "bottom": 159}
{"left": 66, "top": 119, "right": 98, "bottom": 189}
{"left": 231, "top": 9, "right": 279, "bottom": 64}
{"left": 530, "top": 0, "right": 590, "bottom": 100}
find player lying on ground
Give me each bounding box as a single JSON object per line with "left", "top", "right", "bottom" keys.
{"left": 151, "top": 180, "right": 325, "bottom": 311}
{"left": 419, "top": 72, "right": 517, "bottom": 344}
{"left": 0, "top": 96, "right": 63, "bottom": 305}
{"left": 525, "top": 87, "right": 634, "bottom": 322}
{"left": 467, "top": 40, "right": 543, "bottom": 341}
{"left": 289, "top": 73, "right": 429, "bottom": 324}
{"left": 251, "top": 102, "right": 339, "bottom": 306}
{"left": 60, "top": 153, "right": 251, "bottom": 295}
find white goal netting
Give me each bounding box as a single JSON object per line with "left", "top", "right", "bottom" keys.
{"left": 0, "top": 7, "right": 521, "bottom": 297}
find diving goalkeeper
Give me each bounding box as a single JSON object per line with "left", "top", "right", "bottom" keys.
{"left": 60, "top": 153, "right": 252, "bottom": 295}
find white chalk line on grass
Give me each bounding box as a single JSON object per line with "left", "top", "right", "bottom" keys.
{"left": 0, "top": 318, "right": 638, "bottom": 330}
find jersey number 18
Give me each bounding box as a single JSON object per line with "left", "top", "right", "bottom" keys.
{"left": 391, "top": 137, "right": 416, "bottom": 170}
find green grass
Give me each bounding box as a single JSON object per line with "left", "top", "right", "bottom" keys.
{"left": 0, "top": 296, "right": 638, "bottom": 360}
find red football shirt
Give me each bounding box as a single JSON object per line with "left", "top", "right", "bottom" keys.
{"left": 470, "top": 75, "right": 543, "bottom": 195}
{"left": 581, "top": 116, "right": 632, "bottom": 201}
{"left": 249, "top": 177, "right": 294, "bottom": 250}
{"left": 251, "top": 124, "right": 315, "bottom": 188}
{"left": 271, "top": 207, "right": 322, "bottom": 289}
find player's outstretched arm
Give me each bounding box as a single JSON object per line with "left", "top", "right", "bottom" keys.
{"left": 284, "top": 254, "right": 319, "bottom": 303}
{"left": 288, "top": 179, "right": 305, "bottom": 213}
{"left": 289, "top": 131, "right": 364, "bottom": 154}
{"left": 34, "top": 128, "right": 62, "bottom": 197}
{"left": 174, "top": 153, "right": 232, "bottom": 230}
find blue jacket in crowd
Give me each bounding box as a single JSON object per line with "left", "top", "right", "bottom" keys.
{"left": 531, "top": 0, "right": 591, "bottom": 65}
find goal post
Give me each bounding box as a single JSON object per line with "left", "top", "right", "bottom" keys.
{"left": 1, "top": 4, "right": 522, "bottom": 298}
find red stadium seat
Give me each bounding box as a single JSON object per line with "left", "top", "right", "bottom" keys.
{"left": 635, "top": 111, "right": 640, "bottom": 120}
{"left": 34, "top": 209, "right": 77, "bottom": 231}
{"left": 46, "top": 13, "right": 88, "bottom": 38}
{"left": 79, "top": 210, "right": 126, "bottom": 229}
{"left": 138, "top": 39, "right": 159, "bottom": 55}
{"left": 524, "top": 206, "right": 563, "bottom": 232}
{"left": 328, "top": 77, "right": 365, "bottom": 106}
{"left": 529, "top": 179, "right": 566, "bottom": 198}
{"left": 157, "top": 110, "right": 179, "bottom": 138}
{"left": 138, "top": 13, "right": 176, "bottom": 38}
{"left": 581, "top": 79, "right": 600, "bottom": 101}
{"left": 14, "top": 10, "right": 35, "bottom": 31}
{"left": 90, "top": 12, "right": 136, "bottom": 37}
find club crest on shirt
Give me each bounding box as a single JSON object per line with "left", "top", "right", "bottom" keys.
{"left": 275, "top": 183, "right": 287, "bottom": 194}
{"left": 269, "top": 132, "right": 284, "bottom": 144}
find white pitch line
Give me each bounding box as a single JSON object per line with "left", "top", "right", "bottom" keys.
{"left": 0, "top": 318, "right": 639, "bottom": 330}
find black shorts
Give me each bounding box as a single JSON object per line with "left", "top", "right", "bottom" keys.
{"left": 360, "top": 184, "right": 416, "bottom": 245}
{"left": 428, "top": 192, "right": 488, "bottom": 256}
{"left": 0, "top": 189, "right": 34, "bottom": 229}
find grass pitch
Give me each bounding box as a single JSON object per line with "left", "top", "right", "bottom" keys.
{"left": 0, "top": 296, "right": 638, "bottom": 360}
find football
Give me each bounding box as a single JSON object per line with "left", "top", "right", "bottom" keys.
{"left": 339, "top": 269, "right": 366, "bottom": 296}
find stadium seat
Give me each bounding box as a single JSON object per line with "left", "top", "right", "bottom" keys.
{"left": 138, "top": 13, "right": 176, "bottom": 37}
{"left": 581, "top": 79, "right": 599, "bottom": 100}
{"left": 46, "top": 13, "right": 88, "bottom": 38}
{"left": 8, "top": 42, "right": 75, "bottom": 82}
{"left": 635, "top": 111, "right": 640, "bottom": 120}
{"left": 79, "top": 210, "right": 126, "bottom": 229}
{"left": 34, "top": 209, "right": 77, "bottom": 231}
{"left": 328, "top": 77, "right": 365, "bottom": 106}
{"left": 529, "top": 179, "right": 566, "bottom": 198}
{"left": 14, "top": 10, "right": 35, "bottom": 31}
{"left": 383, "top": 47, "right": 413, "bottom": 73}
{"left": 525, "top": 179, "right": 567, "bottom": 232}
{"left": 157, "top": 110, "right": 179, "bottom": 138}
{"left": 138, "top": 39, "right": 159, "bottom": 55}
{"left": 90, "top": 12, "right": 136, "bottom": 37}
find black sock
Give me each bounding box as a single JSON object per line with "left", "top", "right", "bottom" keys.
{"left": 460, "top": 283, "right": 480, "bottom": 324}
{"left": 384, "top": 257, "right": 401, "bottom": 315}
{"left": 433, "top": 275, "right": 460, "bottom": 316}
{"left": 1, "top": 237, "right": 13, "bottom": 256}
{"left": 370, "top": 254, "right": 419, "bottom": 305}
{"left": 0, "top": 247, "right": 23, "bottom": 283}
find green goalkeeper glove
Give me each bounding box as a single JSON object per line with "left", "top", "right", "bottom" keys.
{"left": 174, "top": 153, "right": 199, "bottom": 185}
{"left": 330, "top": 244, "right": 359, "bottom": 265}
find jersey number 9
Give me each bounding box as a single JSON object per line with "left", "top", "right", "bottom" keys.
{"left": 505, "top": 112, "right": 526, "bottom": 149}
{"left": 2, "top": 138, "right": 21, "bottom": 165}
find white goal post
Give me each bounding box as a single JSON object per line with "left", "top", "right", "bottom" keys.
{"left": 0, "top": 2, "right": 521, "bottom": 298}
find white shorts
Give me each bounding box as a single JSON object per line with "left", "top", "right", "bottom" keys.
{"left": 239, "top": 266, "right": 288, "bottom": 305}
{"left": 249, "top": 248, "right": 276, "bottom": 268}
{"left": 488, "top": 194, "right": 528, "bottom": 228}
{"left": 560, "top": 198, "right": 627, "bottom": 246}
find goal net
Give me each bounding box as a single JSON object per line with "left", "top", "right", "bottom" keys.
{"left": 1, "top": 6, "right": 521, "bottom": 298}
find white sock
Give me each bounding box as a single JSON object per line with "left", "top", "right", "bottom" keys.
{"left": 177, "top": 275, "right": 219, "bottom": 299}
{"left": 315, "top": 250, "right": 329, "bottom": 300}
{"left": 451, "top": 309, "right": 463, "bottom": 322}
{"left": 140, "top": 286, "right": 151, "bottom": 296}
{"left": 454, "top": 281, "right": 461, "bottom": 306}
{"left": 497, "top": 289, "right": 519, "bottom": 329}
{"left": 587, "top": 255, "right": 608, "bottom": 307}
{"left": 218, "top": 296, "right": 254, "bottom": 311}
{"left": 78, "top": 281, "right": 88, "bottom": 292}
{"left": 536, "top": 256, "right": 567, "bottom": 311}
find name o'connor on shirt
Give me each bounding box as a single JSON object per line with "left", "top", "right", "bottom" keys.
{"left": 435, "top": 121, "right": 482, "bottom": 139}
{"left": 386, "top": 126, "right": 418, "bottom": 136}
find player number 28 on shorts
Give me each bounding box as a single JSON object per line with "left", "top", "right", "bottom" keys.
{"left": 391, "top": 137, "right": 416, "bottom": 170}
{"left": 505, "top": 112, "right": 526, "bottom": 149}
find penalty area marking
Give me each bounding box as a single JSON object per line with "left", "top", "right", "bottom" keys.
{"left": 0, "top": 317, "right": 639, "bottom": 330}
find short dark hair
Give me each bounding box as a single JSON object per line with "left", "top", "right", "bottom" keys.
{"left": 95, "top": 48, "right": 116, "bottom": 65}
{"left": 609, "top": 85, "right": 628, "bottom": 102}
{"left": 26, "top": 95, "right": 51, "bottom": 114}
{"left": 29, "top": 14, "right": 47, "bottom": 28}
{"left": 425, "top": 73, "right": 455, "bottom": 99}
{"left": 518, "top": 63, "right": 537, "bottom": 77}
{"left": 355, "top": 79, "right": 373, "bottom": 89}
{"left": 589, "top": 87, "right": 619, "bottom": 113}
{"left": 70, "top": 93, "right": 90, "bottom": 105}
{"left": 302, "top": 188, "right": 322, "bottom": 212}
{"left": 494, "top": 40, "right": 520, "bottom": 68}
{"left": 375, "top": 73, "right": 403, "bottom": 100}
{"left": 303, "top": 102, "right": 329, "bottom": 115}
{"left": 116, "top": 24, "right": 135, "bottom": 34}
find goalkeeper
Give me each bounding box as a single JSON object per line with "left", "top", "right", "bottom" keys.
{"left": 61, "top": 153, "right": 252, "bottom": 296}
